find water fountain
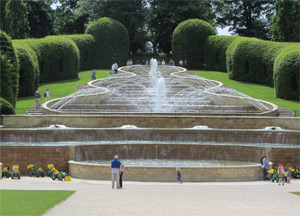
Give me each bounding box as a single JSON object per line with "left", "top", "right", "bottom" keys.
{"left": 1, "top": 60, "right": 299, "bottom": 181}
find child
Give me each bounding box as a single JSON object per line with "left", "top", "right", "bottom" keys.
{"left": 119, "top": 164, "right": 125, "bottom": 188}
{"left": 277, "top": 164, "right": 285, "bottom": 186}
{"left": 286, "top": 168, "right": 292, "bottom": 183}
{"left": 176, "top": 167, "right": 183, "bottom": 184}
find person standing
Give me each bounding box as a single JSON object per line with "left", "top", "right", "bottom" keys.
{"left": 45, "top": 89, "right": 50, "bottom": 102}
{"left": 262, "top": 155, "right": 270, "bottom": 180}
{"left": 91, "top": 69, "right": 96, "bottom": 80}
{"left": 119, "top": 164, "right": 125, "bottom": 188}
{"left": 277, "top": 164, "right": 285, "bottom": 186}
{"left": 111, "top": 155, "right": 122, "bottom": 189}
{"left": 179, "top": 59, "right": 183, "bottom": 67}
{"left": 34, "top": 90, "right": 41, "bottom": 108}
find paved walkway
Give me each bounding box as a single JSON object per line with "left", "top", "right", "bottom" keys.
{"left": 1, "top": 177, "right": 300, "bottom": 216}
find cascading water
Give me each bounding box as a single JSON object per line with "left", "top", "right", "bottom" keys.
{"left": 45, "top": 61, "right": 274, "bottom": 115}
{"left": 154, "top": 77, "right": 166, "bottom": 112}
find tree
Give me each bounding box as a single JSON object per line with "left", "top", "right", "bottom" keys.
{"left": 147, "top": 0, "right": 215, "bottom": 53}
{"left": 74, "top": 0, "right": 147, "bottom": 53}
{"left": 54, "top": 0, "right": 88, "bottom": 34}
{"left": 5, "top": 0, "right": 30, "bottom": 39}
{"left": 25, "top": 0, "right": 55, "bottom": 38}
{"left": 215, "top": 0, "right": 275, "bottom": 40}
{"left": 271, "top": 0, "right": 300, "bottom": 42}
{"left": 0, "top": 0, "right": 8, "bottom": 30}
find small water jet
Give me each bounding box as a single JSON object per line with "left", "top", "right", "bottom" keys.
{"left": 120, "top": 125, "right": 138, "bottom": 129}
{"left": 48, "top": 124, "right": 68, "bottom": 129}
{"left": 192, "top": 125, "right": 210, "bottom": 129}
{"left": 264, "top": 126, "right": 285, "bottom": 131}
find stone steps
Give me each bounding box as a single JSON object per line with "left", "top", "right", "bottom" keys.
{"left": 277, "top": 107, "right": 294, "bottom": 117}
{"left": 27, "top": 106, "right": 44, "bottom": 115}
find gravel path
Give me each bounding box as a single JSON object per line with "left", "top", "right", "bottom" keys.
{"left": 1, "top": 177, "right": 300, "bottom": 216}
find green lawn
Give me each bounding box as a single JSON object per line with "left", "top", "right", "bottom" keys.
{"left": 15, "top": 69, "right": 110, "bottom": 114}
{"left": 290, "top": 192, "right": 300, "bottom": 196}
{"left": 0, "top": 190, "right": 75, "bottom": 216}
{"left": 15, "top": 69, "right": 300, "bottom": 116}
{"left": 193, "top": 70, "right": 300, "bottom": 117}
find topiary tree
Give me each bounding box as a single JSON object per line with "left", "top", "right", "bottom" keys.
{"left": 226, "top": 37, "right": 296, "bottom": 86}
{"left": 172, "top": 19, "right": 216, "bottom": 69}
{"left": 205, "top": 35, "right": 239, "bottom": 72}
{"left": 0, "top": 97, "right": 15, "bottom": 114}
{"left": 17, "top": 37, "right": 80, "bottom": 83}
{"left": 274, "top": 48, "right": 300, "bottom": 101}
{"left": 46, "top": 34, "right": 95, "bottom": 71}
{"left": 13, "top": 41, "right": 39, "bottom": 97}
{"left": 85, "top": 17, "right": 130, "bottom": 68}
{"left": 0, "top": 30, "right": 19, "bottom": 108}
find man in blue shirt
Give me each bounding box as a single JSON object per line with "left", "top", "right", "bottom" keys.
{"left": 111, "top": 155, "right": 122, "bottom": 189}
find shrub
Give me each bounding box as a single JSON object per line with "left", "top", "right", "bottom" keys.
{"left": 172, "top": 19, "right": 216, "bottom": 69}
{"left": 85, "top": 17, "right": 130, "bottom": 68}
{"left": 226, "top": 38, "right": 297, "bottom": 86}
{"left": 205, "top": 36, "right": 239, "bottom": 72}
{"left": 0, "top": 30, "right": 19, "bottom": 107}
{"left": 12, "top": 41, "right": 39, "bottom": 97}
{"left": 0, "top": 97, "right": 15, "bottom": 114}
{"left": 46, "top": 34, "right": 95, "bottom": 71}
{"left": 274, "top": 48, "right": 300, "bottom": 100}
{"left": 15, "top": 37, "right": 80, "bottom": 83}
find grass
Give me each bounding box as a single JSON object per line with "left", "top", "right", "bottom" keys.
{"left": 193, "top": 70, "right": 300, "bottom": 117}
{"left": 0, "top": 190, "right": 75, "bottom": 216}
{"left": 15, "top": 69, "right": 300, "bottom": 116}
{"left": 290, "top": 192, "right": 300, "bottom": 196}
{"left": 15, "top": 69, "right": 110, "bottom": 114}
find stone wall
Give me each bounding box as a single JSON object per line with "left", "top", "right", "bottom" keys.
{"left": 0, "top": 146, "right": 71, "bottom": 175}
{"left": 0, "top": 144, "right": 298, "bottom": 180}
{"left": 1, "top": 115, "right": 300, "bottom": 130}
{"left": 69, "top": 161, "right": 266, "bottom": 182}
{"left": 0, "top": 163, "right": 2, "bottom": 179}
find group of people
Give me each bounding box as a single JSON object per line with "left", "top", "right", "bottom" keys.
{"left": 34, "top": 89, "right": 50, "bottom": 108}
{"left": 262, "top": 154, "right": 292, "bottom": 185}
{"left": 110, "top": 155, "right": 183, "bottom": 189}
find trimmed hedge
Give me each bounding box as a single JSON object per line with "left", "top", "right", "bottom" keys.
{"left": 14, "top": 37, "right": 79, "bottom": 83}
{"left": 274, "top": 47, "right": 300, "bottom": 100}
{"left": 46, "top": 35, "right": 95, "bottom": 71}
{"left": 85, "top": 17, "right": 130, "bottom": 69}
{"left": 12, "top": 41, "right": 39, "bottom": 97}
{"left": 226, "top": 38, "right": 298, "bottom": 87}
{"left": 0, "top": 97, "right": 15, "bottom": 114}
{"left": 0, "top": 30, "right": 19, "bottom": 108}
{"left": 205, "top": 36, "right": 239, "bottom": 72}
{"left": 172, "top": 19, "right": 216, "bottom": 69}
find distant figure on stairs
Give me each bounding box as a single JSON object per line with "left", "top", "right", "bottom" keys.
{"left": 34, "top": 90, "right": 41, "bottom": 108}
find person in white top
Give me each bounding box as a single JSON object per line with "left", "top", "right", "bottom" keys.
{"left": 45, "top": 89, "right": 50, "bottom": 102}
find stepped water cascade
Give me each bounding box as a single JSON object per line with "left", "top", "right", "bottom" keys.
{"left": 2, "top": 60, "right": 298, "bottom": 182}
{"left": 42, "top": 59, "right": 278, "bottom": 115}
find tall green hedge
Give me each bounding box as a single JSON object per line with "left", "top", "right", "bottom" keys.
{"left": 15, "top": 37, "right": 80, "bottom": 83}
{"left": 85, "top": 17, "right": 130, "bottom": 68}
{"left": 226, "top": 38, "right": 298, "bottom": 86}
{"left": 274, "top": 48, "right": 300, "bottom": 100}
{"left": 172, "top": 19, "right": 216, "bottom": 69}
{"left": 46, "top": 35, "right": 95, "bottom": 71}
{"left": 205, "top": 36, "right": 239, "bottom": 72}
{"left": 12, "top": 41, "right": 39, "bottom": 97}
{"left": 0, "top": 30, "right": 19, "bottom": 108}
